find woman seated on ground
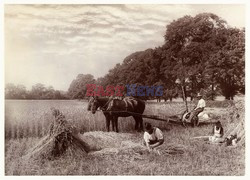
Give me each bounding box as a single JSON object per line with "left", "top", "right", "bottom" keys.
{"left": 143, "top": 123, "right": 164, "bottom": 153}
{"left": 209, "top": 121, "right": 224, "bottom": 143}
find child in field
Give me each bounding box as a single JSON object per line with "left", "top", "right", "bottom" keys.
{"left": 143, "top": 123, "right": 164, "bottom": 154}
{"left": 209, "top": 121, "right": 224, "bottom": 143}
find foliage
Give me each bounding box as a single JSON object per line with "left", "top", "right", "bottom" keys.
{"left": 7, "top": 13, "right": 244, "bottom": 101}
{"left": 5, "top": 83, "right": 67, "bottom": 100}
{"left": 67, "top": 74, "right": 96, "bottom": 99}
{"left": 93, "top": 13, "right": 244, "bottom": 100}
{"left": 206, "top": 28, "right": 245, "bottom": 99}
{"left": 5, "top": 84, "right": 27, "bottom": 99}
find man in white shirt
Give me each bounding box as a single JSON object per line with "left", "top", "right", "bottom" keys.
{"left": 188, "top": 93, "right": 206, "bottom": 126}
{"left": 143, "top": 123, "right": 164, "bottom": 153}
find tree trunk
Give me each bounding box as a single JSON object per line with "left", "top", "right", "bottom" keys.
{"left": 181, "top": 84, "right": 188, "bottom": 112}
{"left": 225, "top": 95, "right": 230, "bottom": 100}
{"left": 211, "top": 73, "right": 215, "bottom": 101}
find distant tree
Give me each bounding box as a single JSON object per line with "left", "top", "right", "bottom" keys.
{"left": 5, "top": 83, "right": 17, "bottom": 99}
{"left": 43, "top": 86, "right": 55, "bottom": 99}
{"left": 16, "top": 84, "right": 27, "bottom": 99}
{"left": 5, "top": 83, "right": 27, "bottom": 99}
{"left": 163, "top": 87, "right": 178, "bottom": 102}
{"left": 30, "top": 83, "right": 46, "bottom": 99}
{"left": 54, "top": 90, "right": 68, "bottom": 99}
{"left": 5, "top": 83, "right": 69, "bottom": 100}
{"left": 68, "top": 74, "right": 96, "bottom": 99}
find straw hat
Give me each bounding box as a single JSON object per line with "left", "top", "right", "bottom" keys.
{"left": 197, "top": 93, "right": 202, "bottom": 97}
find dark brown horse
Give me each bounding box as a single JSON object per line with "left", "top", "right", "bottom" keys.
{"left": 87, "top": 96, "right": 145, "bottom": 132}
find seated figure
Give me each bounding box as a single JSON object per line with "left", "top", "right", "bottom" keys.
{"left": 209, "top": 121, "right": 224, "bottom": 143}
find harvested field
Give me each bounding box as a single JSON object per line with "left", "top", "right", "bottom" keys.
{"left": 5, "top": 99, "right": 245, "bottom": 175}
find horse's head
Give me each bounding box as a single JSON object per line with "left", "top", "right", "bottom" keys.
{"left": 90, "top": 97, "right": 99, "bottom": 114}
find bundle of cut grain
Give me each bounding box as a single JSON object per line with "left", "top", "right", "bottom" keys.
{"left": 224, "top": 100, "right": 245, "bottom": 146}
{"left": 24, "top": 108, "right": 90, "bottom": 160}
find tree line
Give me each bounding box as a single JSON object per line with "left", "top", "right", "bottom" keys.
{"left": 5, "top": 83, "right": 67, "bottom": 99}
{"left": 68, "top": 13, "right": 245, "bottom": 101}
{"left": 6, "top": 13, "right": 245, "bottom": 101}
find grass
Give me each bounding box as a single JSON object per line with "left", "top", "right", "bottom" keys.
{"left": 5, "top": 99, "right": 245, "bottom": 175}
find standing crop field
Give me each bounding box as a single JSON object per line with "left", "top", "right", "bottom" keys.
{"left": 5, "top": 100, "right": 107, "bottom": 138}
{"left": 5, "top": 100, "right": 192, "bottom": 139}
{"left": 5, "top": 99, "right": 245, "bottom": 175}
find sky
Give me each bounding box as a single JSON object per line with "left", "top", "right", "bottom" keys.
{"left": 4, "top": 4, "right": 245, "bottom": 91}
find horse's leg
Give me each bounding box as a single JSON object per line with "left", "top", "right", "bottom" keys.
{"left": 135, "top": 116, "right": 143, "bottom": 132}
{"left": 138, "top": 117, "right": 143, "bottom": 131}
{"left": 113, "top": 116, "right": 119, "bottom": 133}
{"left": 105, "top": 115, "right": 110, "bottom": 132}
{"left": 106, "top": 118, "right": 110, "bottom": 132}
{"left": 110, "top": 116, "right": 114, "bottom": 131}
{"left": 133, "top": 116, "right": 139, "bottom": 131}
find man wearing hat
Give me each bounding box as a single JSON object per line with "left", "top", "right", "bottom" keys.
{"left": 188, "top": 93, "right": 206, "bottom": 126}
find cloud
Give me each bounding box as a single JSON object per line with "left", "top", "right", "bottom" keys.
{"left": 5, "top": 4, "right": 245, "bottom": 90}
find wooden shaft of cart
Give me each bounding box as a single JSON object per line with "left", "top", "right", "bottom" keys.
{"left": 102, "top": 110, "right": 183, "bottom": 125}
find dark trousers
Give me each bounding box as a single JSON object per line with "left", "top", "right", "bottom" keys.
{"left": 188, "top": 107, "right": 204, "bottom": 124}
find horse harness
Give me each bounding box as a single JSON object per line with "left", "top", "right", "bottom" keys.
{"left": 105, "top": 97, "right": 134, "bottom": 112}
{"left": 99, "top": 98, "right": 113, "bottom": 111}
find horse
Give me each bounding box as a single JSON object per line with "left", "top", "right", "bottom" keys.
{"left": 87, "top": 96, "right": 145, "bottom": 132}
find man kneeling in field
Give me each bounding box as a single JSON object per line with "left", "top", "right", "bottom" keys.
{"left": 143, "top": 123, "right": 164, "bottom": 154}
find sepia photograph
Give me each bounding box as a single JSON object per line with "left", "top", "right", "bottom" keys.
{"left": 2, "top": 1, "right": 246, "bottom": 176}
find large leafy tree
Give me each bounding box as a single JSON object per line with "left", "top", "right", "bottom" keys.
{"left": 94, "top": 13, "right": 244, "bottom": 101}
{"left": 206, "top": 28, "right": 245, "bottom": 99}
{"left": 162, "top": 13, "right": 230, "bottom": 100}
